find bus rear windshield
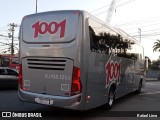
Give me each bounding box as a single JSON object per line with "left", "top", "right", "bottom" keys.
{"left": 22, "top": 12, "right": 80, "bottom": 44}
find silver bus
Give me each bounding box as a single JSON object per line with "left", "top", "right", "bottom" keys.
{"left": 18, "top": 10, "right": 145, "bottom": 110}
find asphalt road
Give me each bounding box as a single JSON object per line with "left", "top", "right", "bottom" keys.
{"left": 0, "top": 81, "right": 160, "bottom": 120}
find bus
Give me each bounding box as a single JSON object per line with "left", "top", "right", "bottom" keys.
{"left": 18, "top": 10, "right": 146, "bottom": 110}
{"left": 0, "top": 54, "right": 19, "bottom": 69}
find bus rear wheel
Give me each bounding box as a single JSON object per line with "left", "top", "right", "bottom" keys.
{"left": 107, "top": 87, "right": 115, "bottom": 110}
{"left": 135, "top": 81, "right": 142, "bottom": 94}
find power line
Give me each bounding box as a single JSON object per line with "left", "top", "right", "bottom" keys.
{"left": 116, "top": 0, "right": 135, "bottom": 8}
{"left": 0, "top": 34, "right": 9, "bottom": 38}
{"left": 0, "top": 48, "right": 9, "bottom": 51}
{"left": 128, "top": 28, "right": 160, "bottom": 35}
{"left": 90, "top": 0, "right": 122, "bottom": 13}
{"left": 144, "top": 37, "right": 158, "bottom": 41}
{"left": 114, "top": 18, "right": 160, "bottom": 38}
{"left": 132, "top": 33, "right": 160, "bottom": 38}
{"left": 116, "top": 22, "right": 160, "bottom": 32}
{"left": 0, "top": 41, "right": 10, "bottom": 45}
{"left": 89, "top": 0, "right": 160, "bottom": 41}
{"left": 91, "top": 0, "right": 136, "bottom": 16}
{"left": 114, "top": 17, "right": 160, "bottom": 27}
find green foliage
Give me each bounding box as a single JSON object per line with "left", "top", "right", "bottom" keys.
{"left": 150, "top": 60, "right": 160, "bottom": 70}
{"left": 153, "top": 40, "right": 160, "bottom": 52}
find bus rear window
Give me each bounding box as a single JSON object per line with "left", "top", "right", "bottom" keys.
{"left": 22, "top": 12, "right": 80, "bottom": 43}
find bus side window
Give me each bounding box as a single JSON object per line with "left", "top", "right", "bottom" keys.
{"left": 89, "top": 27, "right": 94, "bottom": 50}
{"left": 89, "top": 26, "right": 99, "bottom": 51}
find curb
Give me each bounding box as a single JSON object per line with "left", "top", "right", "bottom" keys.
{"left": 145, "top": 78, "right": 159, "bottom": 82}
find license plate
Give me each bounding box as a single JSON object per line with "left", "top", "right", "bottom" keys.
{"left": 35, "top": 97, "right": 53, "bottom": 105}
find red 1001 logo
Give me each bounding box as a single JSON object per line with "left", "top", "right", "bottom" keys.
{"left": 32, "top": 19, "right": 66, "bottom": 38}
{"left": 105, "top": 58, "right": 121, "bottom": 88}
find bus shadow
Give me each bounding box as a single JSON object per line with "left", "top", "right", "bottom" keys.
{"left": 0, "top": 86, "right": 18, "bottom": 91}
{"left": 113, "top": 91, "right": 139, "bottom": 106}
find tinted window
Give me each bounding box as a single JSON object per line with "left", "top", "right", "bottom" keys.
{"left": 88, "top": 18, "right": 143, "bottom": 60}
{"left": 0, "top": 69, "right": 6, "bottom": 75}
{"left": 7, "top": 69, "right": 18, "bottom": 76}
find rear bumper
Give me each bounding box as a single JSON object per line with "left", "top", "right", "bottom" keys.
{"left": 18, "top": 88, "right": 82, "bottom": 109}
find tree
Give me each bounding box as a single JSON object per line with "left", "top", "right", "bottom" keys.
{"left": 150, "top": 60, "right": 160, "bottom": 70}
{"left": 153, "top": 39, "right": 160, "bottom": 52}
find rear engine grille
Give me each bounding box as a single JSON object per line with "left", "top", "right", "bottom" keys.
{"left": 27, "top": 58, "right": 66, "bottom": 70}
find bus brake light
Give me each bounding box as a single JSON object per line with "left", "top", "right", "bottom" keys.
{"left": 71, "top": 67, "right": 82, "bottom": 95}
{"left": 18, "top": 64, "right": 23, "bottom": 89}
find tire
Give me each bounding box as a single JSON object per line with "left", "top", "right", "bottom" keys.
{"left": 107, "top": 87, "right": 115, "bottom": 110}
{"left": 136, "top": 81, "right": 142, "bottom": 94}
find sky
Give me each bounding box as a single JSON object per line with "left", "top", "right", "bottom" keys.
{"left": 0, "top": 0, "right": 160, "bottom": 61}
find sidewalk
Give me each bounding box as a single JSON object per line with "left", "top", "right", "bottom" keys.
{"left": 145, "top": 78, "right": 159, "bottom": 82}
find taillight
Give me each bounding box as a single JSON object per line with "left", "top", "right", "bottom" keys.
{"left": 18, "top": 64, "right": 26, "bottom": 90}
{"left": 18, "top": 64, "right": 22, "bottom": 89}
{"left": 18, "top": 64, "right": 27, "bottom": 91}
{"left": 71, "top": 67, "right": 82, "bottom": 95}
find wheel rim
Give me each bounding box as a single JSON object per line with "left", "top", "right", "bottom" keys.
{"left": 138, "top": 83, "right": 142, "bottom": 91}
{"left": 109, "top": 91, "right": 114, "bottom": 106}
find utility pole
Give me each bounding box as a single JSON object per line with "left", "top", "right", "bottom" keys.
{"left": 138, "top": 28, "right": 141, "bottom": 42}
{"left": 8, "top": 23, "right": 18, "bottom": 55}
{"left": 159, "top": 56, "right": 160, "bottom": 72}
{"left": 36, "top": 0, "right": 38, "bottom": 13}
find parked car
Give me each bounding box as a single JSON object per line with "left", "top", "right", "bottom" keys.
{"left": 0, "top": 67, "right": 18, "bottom": 88}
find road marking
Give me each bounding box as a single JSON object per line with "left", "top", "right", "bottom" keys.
{"left": 140, "top": 91, "right": 160, "bottom": 95}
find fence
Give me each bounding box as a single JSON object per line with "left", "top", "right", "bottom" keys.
{"left": 146, "top": 70, "right": 160, "bottom": 80}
